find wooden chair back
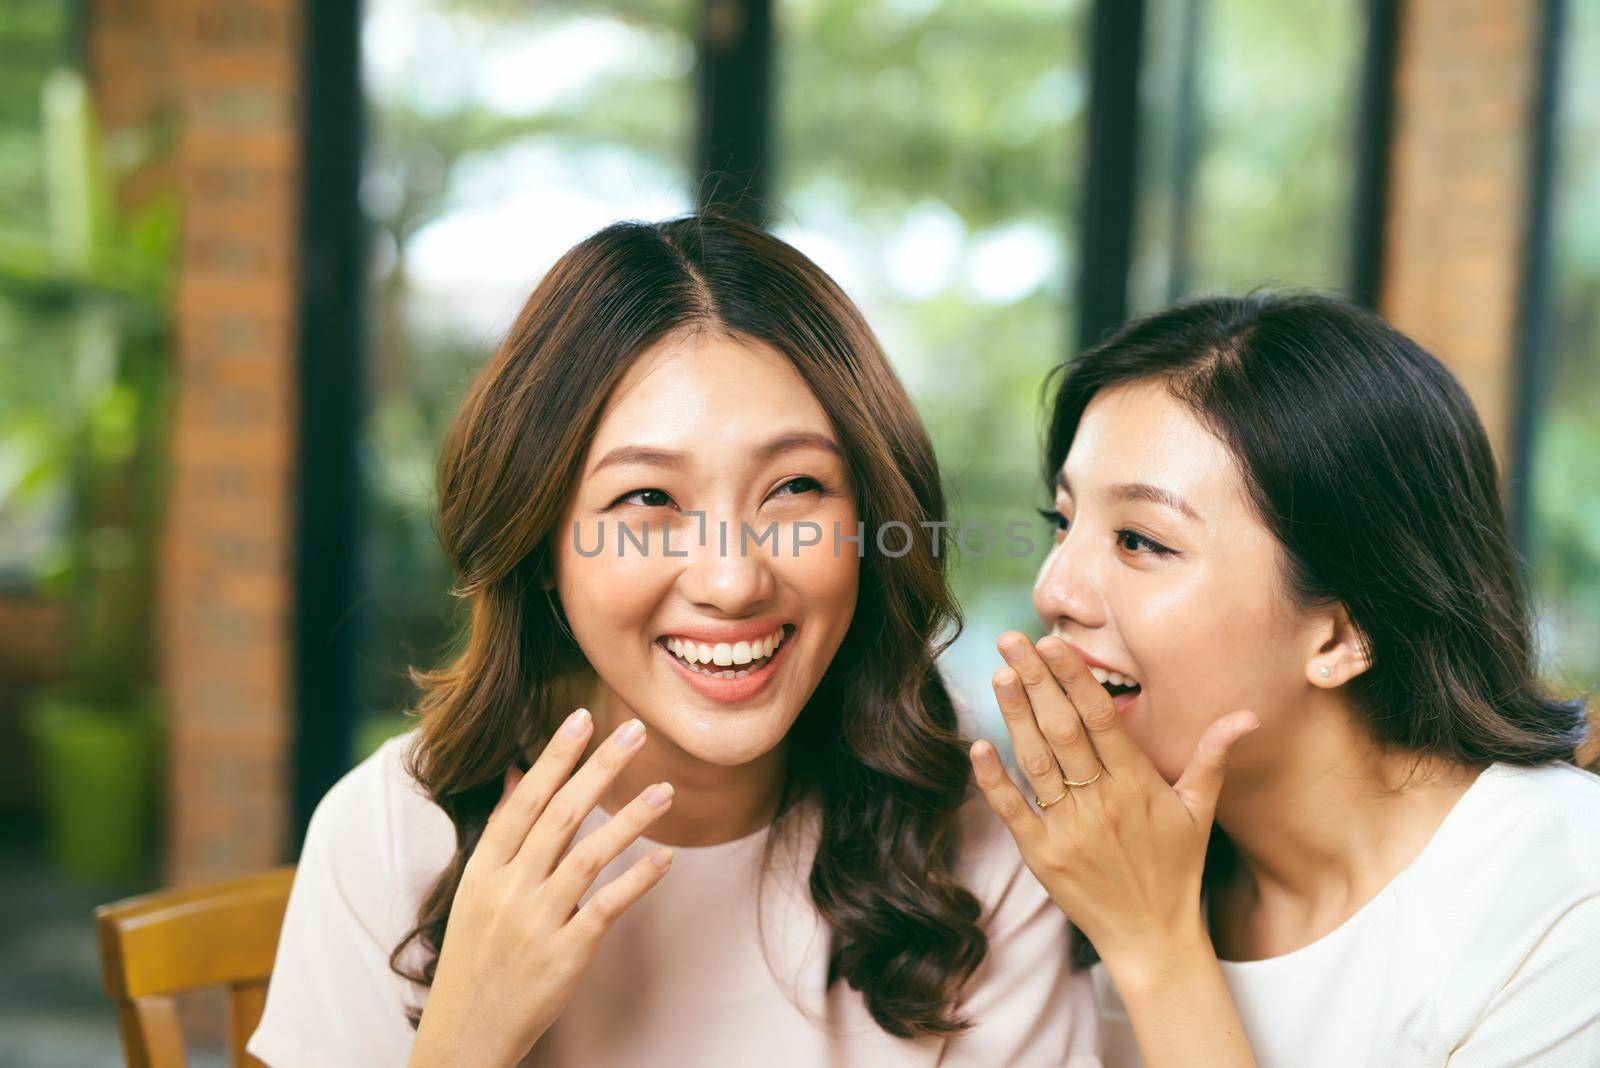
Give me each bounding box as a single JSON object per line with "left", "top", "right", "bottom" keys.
{"left": 94, "top": 866, "right": 296, "bottom": 1068}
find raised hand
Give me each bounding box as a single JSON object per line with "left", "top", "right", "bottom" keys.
{"left": 969, "top": 632, "right": 1257, "bottom": 976}
{"left": 409, "top": 710, "right": 675, "bottom": 1068}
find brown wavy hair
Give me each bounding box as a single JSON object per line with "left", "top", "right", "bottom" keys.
{"left": 388, "top": 214, "right": 988, "bottom": 1037}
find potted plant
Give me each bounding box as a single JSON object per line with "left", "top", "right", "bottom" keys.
{"left": 5, "top": 69, "right": 178, "bottom": 884}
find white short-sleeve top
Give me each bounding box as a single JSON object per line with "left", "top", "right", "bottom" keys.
{"left": 1095, "top": 761, "right": 1600, "bottom": 1067}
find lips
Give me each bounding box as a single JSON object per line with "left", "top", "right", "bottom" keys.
{"left": 655, "top": 624, "right": 795, "bottom": 704}
{"left": 1108, "top": 687, "right": 1141, "bottom": 716}
{"left": 1053, "top": 636, "right": 1143, "bottom": 714}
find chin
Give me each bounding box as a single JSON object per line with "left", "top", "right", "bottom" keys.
{"left": 1123, "top": 707, "right": 1187, "bottom": 785}
{"left": 647, "top": 702, "right": 796, "bottom": 767}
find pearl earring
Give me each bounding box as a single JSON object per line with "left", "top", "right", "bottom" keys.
{"left": 1318, "top": 665, "right": 1332, "bottom": 678}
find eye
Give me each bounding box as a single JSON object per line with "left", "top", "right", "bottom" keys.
{"left": 1036, "top": 506, "right": 1070, "bottom": 538}
{"left": 1116, "top": 528, "right": 1175, "bottom": 556}
{"left": 614, "top": 488, "right": 674, "bottom": 509}
{"left": 770, "top": 476, "right": 823, "bottom": 499}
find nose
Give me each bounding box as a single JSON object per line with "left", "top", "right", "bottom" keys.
{"left": 676, "top": 516, "right": 778, "bottom": 617}
{"left": 1032, "top": 526, "right": 1108, "bottom": 633}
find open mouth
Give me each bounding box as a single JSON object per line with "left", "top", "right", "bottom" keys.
{"left": 1088, "top": 665, "right": 1142, "bottom": 703}
{"left": 656, "top": 624, "right": 793, "bottom": 681}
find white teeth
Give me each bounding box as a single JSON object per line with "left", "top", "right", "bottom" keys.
{"left": 678, "top": 662, "right": 743, "bottom": 679}
{"left": 663, "top": 626, "right": 788, "bottom": 671}
{"left": 1089, "top": 665, "right": 1139, "bottom": 689}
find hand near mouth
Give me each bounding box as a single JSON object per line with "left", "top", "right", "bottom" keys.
{"left": 970, "top": 631, "right": 1261, "bottom": 1067}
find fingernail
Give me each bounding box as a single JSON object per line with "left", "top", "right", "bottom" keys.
{"left": 645, "top": 782, "right": 674, "bottom": 807}
{"left": 618, "top": 718, "right": 646, "bottom": 747}
{"left": 651, "top": 847, "right": 673, "bottom": 870}
{"left": 1038, "top": 639, "right": 1064, "bottom": 663}
{"left": 971, "top": 740, "right": 993, "bottom": 761}
{"left": 564, "top": 708, "right": 592, "bottom": 739}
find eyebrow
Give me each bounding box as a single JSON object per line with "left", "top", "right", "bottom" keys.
{"left": 1054, "top": 470, "right": 1204, "bottom": 524}
{"left": 588, "top": 431, "right": 843, "bottom": 476}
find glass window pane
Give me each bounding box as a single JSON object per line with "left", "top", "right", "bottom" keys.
{"left": 357, "top": 0, "right": 694, "bottom": 743}
{"left": 1531, "top": 0, "right": 1600, "bottom": 695}
{"left": 774, "top": 0, "right": 1087, "bottom": 725}
{"left": 1133, "top": 0, "right": 1365, "bottom": 310}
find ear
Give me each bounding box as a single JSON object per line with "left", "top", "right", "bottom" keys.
{"left": 1306, "top": 604, "right": 1371, "bottom": 688}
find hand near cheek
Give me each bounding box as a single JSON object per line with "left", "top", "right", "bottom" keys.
{"left": 410, "top": 712, "right": 675, "bottom": 1068}
{"left": 970, "top": 632, "right": 1259, "bottom": 971}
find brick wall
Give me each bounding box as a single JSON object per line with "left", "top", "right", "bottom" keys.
{"left": 1378, "top": 2, "right": 1600, "bottom": 765}
{"left": 89, "top": 0, "right": 301, "bottom": 888}
{"left": 1381, "top": 0, "right": 1541, "bottom": 461}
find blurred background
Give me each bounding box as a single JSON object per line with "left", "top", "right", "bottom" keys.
{"left": 0, "top": 0, "right": 1595, "bottom": 1062}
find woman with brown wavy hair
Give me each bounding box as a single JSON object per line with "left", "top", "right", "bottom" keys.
{"left": 246, "top": 215, "right": 1099, "bottom": 1067}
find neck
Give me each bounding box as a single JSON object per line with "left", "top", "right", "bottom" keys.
{"left": 1210, "top": 690, "right": 1479, "bottom": 957}
{"left": 576, "top": 679, "right": 788, "bottom": 849}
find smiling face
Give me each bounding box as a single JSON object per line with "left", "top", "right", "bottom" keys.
{"left": 1033, "top": 380, "right": 1326, "bottom": 782}
{"left": 552, "top": 328, "right": 860, "bottom": 769}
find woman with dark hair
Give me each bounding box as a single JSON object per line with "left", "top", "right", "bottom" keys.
{"left": 246, "top": 215, "right": 1099, "bottom": 1066}
{"left": 970, "top": 294, "right": 1600, "bottom": 1066}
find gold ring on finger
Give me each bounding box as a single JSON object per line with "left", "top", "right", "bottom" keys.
{"left": 1034, "top": 787, "right": 1070, "bottom": 809}
{"left": 1063, "top": 767, "right": 1103, "bottom": 789}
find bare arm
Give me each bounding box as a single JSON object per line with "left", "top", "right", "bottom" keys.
{"left": 1099, "top": 920, "right": 1255, "bottom": 1067}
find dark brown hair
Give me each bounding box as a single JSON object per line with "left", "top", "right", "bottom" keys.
{"left": 389, "top": 215, "right": 987, "bottom": 1037}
